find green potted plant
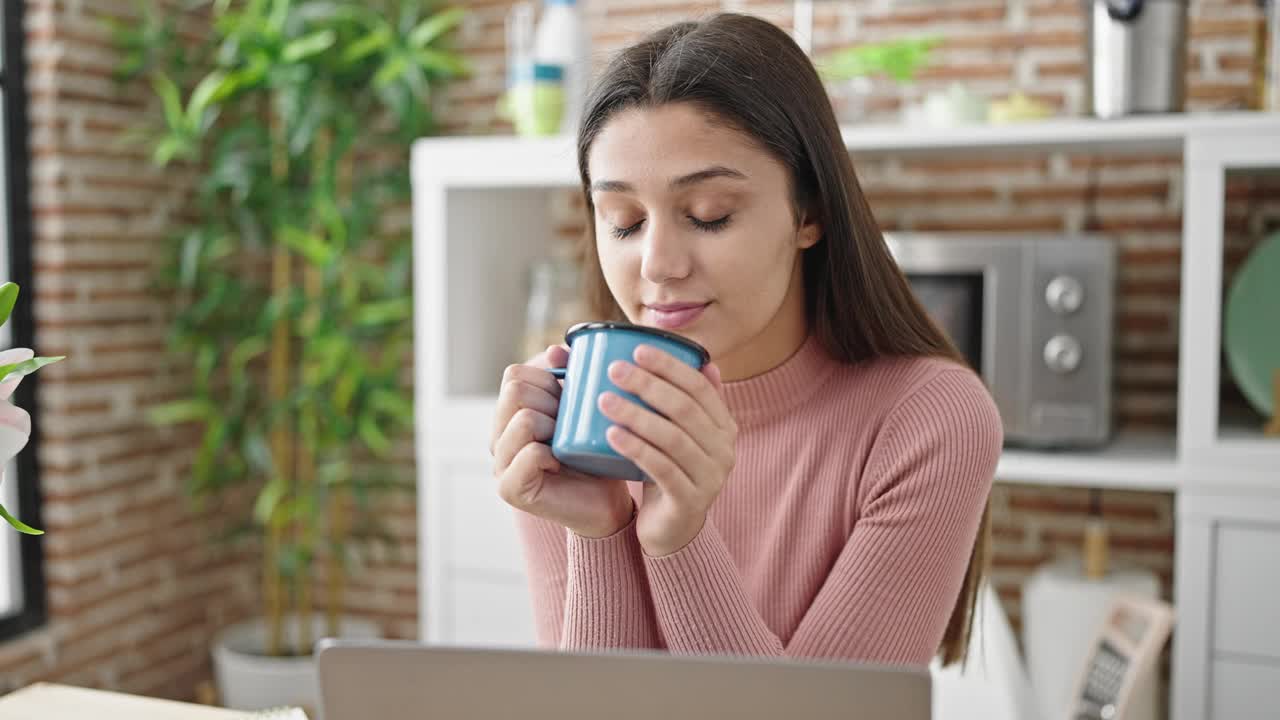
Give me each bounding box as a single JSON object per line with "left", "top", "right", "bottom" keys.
{"left": 110, "top": 0, "right": 466, "bottom": 711}
{"left": 816, "top": 36, "right": 939, "bottom": 123}
{"left": 0, "top": 283, "right": 63, "bottom": 535}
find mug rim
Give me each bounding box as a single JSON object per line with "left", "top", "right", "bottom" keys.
{"left": 564, "top": 321, "right": 711, "bottom": 365}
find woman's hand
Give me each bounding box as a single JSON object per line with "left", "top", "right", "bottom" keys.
{"left": 491, "top": 345, "right": 635, "bottom": 539}
{"left": 599, "top": 345, "right": 737, "bottom": 557}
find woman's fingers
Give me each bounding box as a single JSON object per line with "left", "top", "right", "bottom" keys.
{"left": 492, "top": 407, "right": 557, "bottom": 472}
{"left": 632, "top": 345, "right": 735, "bottom": 430}
{"left": 497, "top": 441, "right": 560, "bottom": 510}
{"left": 490, "top": 363, "right": 562, "bottom": 455}
{"left": 605, "top": 424, "right": 696, "bottom": 500}
{"left": 607, "top": 360, "right": 724, "bottom": 463}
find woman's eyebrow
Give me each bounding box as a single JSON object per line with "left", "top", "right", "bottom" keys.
{"left": 670, "top": 165, "right": 749, "bottom": 188}
{"left": 589, "top": 165, "right": 749, "bottom": 194}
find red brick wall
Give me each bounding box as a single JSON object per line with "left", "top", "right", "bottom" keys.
{"left": 2, "top": 0, "right": 1274, "bottom": 709}
{"left": 0, "top": 0, "right": 258, "bottom": 700}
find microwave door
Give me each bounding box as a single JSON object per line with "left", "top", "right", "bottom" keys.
{"left": 908, "top": 274, "right": 984, "bottom": 373}
{"left": 888, "top": 237, "right": 1028, "bottom": 439}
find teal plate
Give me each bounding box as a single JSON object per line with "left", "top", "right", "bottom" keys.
{"left": 1224, "top": 231, "right": 1280, "bottom": 418}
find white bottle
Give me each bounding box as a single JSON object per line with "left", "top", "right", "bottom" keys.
{"left": 532, "top": 0, "right": 588, "bottom": 133}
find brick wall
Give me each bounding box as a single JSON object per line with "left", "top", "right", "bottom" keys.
{"left": 0, "top": 0, "right": 258, "bottom": 699}
{"left": 2, "top": 0, "right": 1275, "bottom": 710}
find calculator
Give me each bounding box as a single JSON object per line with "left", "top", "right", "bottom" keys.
{"left": 1067, "top": 594, "right": 1174, "bottom": 720}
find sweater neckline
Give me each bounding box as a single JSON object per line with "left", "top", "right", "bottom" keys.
{"left": 720, "top": 334, "right": 839, "bottom": 426}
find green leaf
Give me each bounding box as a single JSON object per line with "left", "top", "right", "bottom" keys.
{"left": 279, "top": 226, "right": 334, "bottom": 266}
{"left": 148, "top": 398, "right": 214, "bottom": 425}
{"left": 153, "top": 135, "right": 190, "bottom": 166}
{"left": 0, "top": 356, "right": 64, "bottom": 384}
{"left": 408, "top": 7, "right": 465, "bottom": 48}
{"left": 342, "top": 26, "right": 391, "bottom": 65}
{"left": 373, "top": 53, "right": 409, "bottom": 87}
{"left": 282, "top": 29, "right": 336, "bottom": 63}
{"left": 352, "top": 298, "right": 410, "bottom": 326}
{"left": 266, "top": 0, "right": 292, "bottom": 35}
{"left": 0, "top": 502, "right": 43, "bottom": 535}
{"left": 414, "top": 47, "right": 469, "bottom": 77}
{"left": 195, "top": 341, "right": 218, "bottom": 390}
{"left": 254, "top": 476, "right": 288, "bottom": 525}
{"left": 370, "top": 388, "right": 413, "bottom": 425}
{"left": 230, "top": 336, "right": 268, "bottom": 380}
{"left": 179, "top": 229, "right": 206, "bottom": 289}
{"left": 151, "top": 72, "right": 187, "bottom": 133}
{"left": 333, "top": 370, "right": 358, "bottom": 413}
{"left": 187, "top": 69, "right": 231, "bottom": 126}
{"left": 0, "top": 283, "right": 19, "bottom": 327}
{"left": 358, "top": 414, "right": 390, "bottom": 455}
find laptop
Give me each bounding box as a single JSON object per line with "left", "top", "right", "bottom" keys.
{"left": 316, "top": 640, "right": 930, "bottom": 720}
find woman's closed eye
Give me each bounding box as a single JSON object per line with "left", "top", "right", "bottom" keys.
{"left": 610, "top": 214, "right": 733, "bottom": 239}
{"left": 689, "top": 214, "right": 732, "bottom": 232}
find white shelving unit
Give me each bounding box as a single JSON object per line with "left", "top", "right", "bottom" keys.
{"left": 411, "top": 111, "right": 1280, "bottom": 720}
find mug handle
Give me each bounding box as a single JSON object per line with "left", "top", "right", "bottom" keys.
{"left": 548, "top": 367, "right": 567, "bottom": 380}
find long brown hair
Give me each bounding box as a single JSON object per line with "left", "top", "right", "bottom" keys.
{"left": 574, "top": 12, "right": 991, "bottom": 667}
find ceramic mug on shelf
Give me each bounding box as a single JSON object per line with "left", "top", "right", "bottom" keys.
{"left": 548, "top": 321, "right": 710, "bottom": 482}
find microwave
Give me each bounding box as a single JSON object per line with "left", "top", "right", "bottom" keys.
{"left": 886, "top": 234, "right": 1116, "bottom": 448}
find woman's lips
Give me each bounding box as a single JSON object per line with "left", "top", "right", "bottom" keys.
{"left": 643, "top": 302, "right": 710, "bottom": 330}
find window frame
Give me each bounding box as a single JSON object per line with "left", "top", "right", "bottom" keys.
{"left": 0, "top": 0, "right": 47, "bottom": 643}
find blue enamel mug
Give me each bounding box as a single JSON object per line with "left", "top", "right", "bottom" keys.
{"left": 548, "top": 322, "right": 710, "bottom": 482}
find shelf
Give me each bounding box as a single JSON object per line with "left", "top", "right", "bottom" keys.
{"left": 410, "top": 112, "right": 1280, "bottom": 188}
{"left": 997, "top": 433, "right": 1178, "bottom": 491}
{"left": 841, "top": 111, "right": 1280, "bottom": 156}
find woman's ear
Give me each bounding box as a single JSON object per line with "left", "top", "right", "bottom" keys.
{"left": 796, "top": 214, "right": 822, "bottom": 250}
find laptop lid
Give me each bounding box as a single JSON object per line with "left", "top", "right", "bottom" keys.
{"left": 317, "top": 640, "right": 930, "bottom": 720}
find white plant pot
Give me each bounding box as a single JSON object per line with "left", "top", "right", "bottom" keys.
{"left": 212, "top": 614, "right": 381, "bottom": 717}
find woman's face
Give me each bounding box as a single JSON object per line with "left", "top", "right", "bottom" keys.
{"left": 587, "top": 103, "right": 821, "bottom": 380}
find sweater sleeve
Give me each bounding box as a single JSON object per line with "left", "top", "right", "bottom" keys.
{"left": 642, "top": 369, "right": 1001, "bottom": 665}
{"left": 514, "top": 507, "right": 663, "bottom": 651}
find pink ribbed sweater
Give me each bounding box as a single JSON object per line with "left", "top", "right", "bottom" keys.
{"left": 514, "top": 334, "right": 1002, "bottom": 666}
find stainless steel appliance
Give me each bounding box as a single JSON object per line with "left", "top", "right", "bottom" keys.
{"left": 1085, "top": 0, "right": 1189, "bottom": 117}
{"left": 886, "top": 234, "right": 1116, "bottom": 448}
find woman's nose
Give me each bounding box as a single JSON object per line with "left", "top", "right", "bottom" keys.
{"left": 639, "top": 224, "right": 692, "bottom": 284}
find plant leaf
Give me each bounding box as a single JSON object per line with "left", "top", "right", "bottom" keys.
{"left": 342, "top": 26, "right": 391, "bottom": 65}
{"left": 0, "top": 502, "right": 43, "bottom": 535}
{"left": 0, "top": 283, "right": 18, "bottom": 327}
{"left": 414, "top": 47, "right": 469, "bottom": 77}
{"left": 352, "top": 298, "right": 410, "bottom": 326}
{"left": 0, "top": 356, "right": 64, "bottom": 383}
{"left": 408, "top": 7, "right": 465, "bottom": 48}
{"left": 370, "top": 388, "right": 412, "bottom": 425}
{"left": 358, "top": 414, "right": 390, "bottom": 456}
{"left": 282, "top": 29, "right": 336, "bottom": 63}
{"left": 151, "top": 72, "right": 187, "bottom": 133}
{"left": 148, "top": 398, "right": 214, "bottom": 425}
{"left": 187, "top": 69, "right": 231, "bottom": 126}
{"left": 153, "top": 135, "right": 190, "bottom": 166}
{"left": 254, "top": 476, "right": 289, "bottom": 525}
{"left": 373, "top": 53, "right": 409, "bottom": 87}
{"left": 279, "top": 226, "right": 334, "bottom": 266}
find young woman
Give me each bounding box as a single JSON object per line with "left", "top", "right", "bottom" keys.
{"left": 489, "top": 13, "right": 1001, "bottom": 668}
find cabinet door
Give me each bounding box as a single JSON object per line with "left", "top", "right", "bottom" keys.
{"left": 1214, "top": 523, "right": 1280, "bottom": 660}
{"left": 424, "top": 457, "right": 533, "bottom": 646}
{"left": 449, "top": 573, "right": 537, "bottom": 648}
{"left": 1211, "top": 659, "right": 1280, "bottom": 720}
{"left": 442, "top": 459, "right": 527, "bottom": 575}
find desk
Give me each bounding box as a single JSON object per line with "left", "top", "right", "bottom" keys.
{"left": 0, "top": 683, "right": 259, "bottom": 719}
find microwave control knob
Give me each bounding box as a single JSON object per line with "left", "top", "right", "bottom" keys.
{"left": 1044, "top": 334, "right": 1082, "bottom": 374}
{"left": 1045, "top": 275, "right": 1084, "bottom": 314}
